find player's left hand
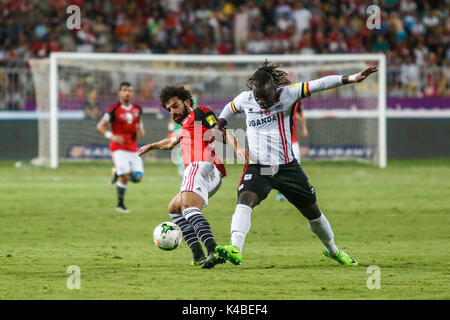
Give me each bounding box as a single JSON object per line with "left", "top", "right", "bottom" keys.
{"left": 354, "top": 66, "right": 378, "bottom": 82}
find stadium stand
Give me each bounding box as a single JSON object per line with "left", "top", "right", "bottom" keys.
{"left": 0, "top": 0, "right": 448, "bottom": 110}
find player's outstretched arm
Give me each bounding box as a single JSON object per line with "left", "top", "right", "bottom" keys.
{"left": 138, "top": 137, "right": 179, "bottom": 157}
{"left": 342, "top": 66, "right": 378, "bottom": 84}
{"left": 306, "top": 66, "right": 378, "bottom": 96}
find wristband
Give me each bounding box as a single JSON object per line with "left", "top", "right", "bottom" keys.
{"left": 348, "top": 74, "right": 358, "bottom": 82}
{"left": 104, "top": 131, "right": 113, "bottom": 139}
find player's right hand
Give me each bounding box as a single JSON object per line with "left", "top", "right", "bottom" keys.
{"left": 111, "top": 135, "right": 124, "bottom": 144}
{"left": 217, "top": 118, "right": 227, "bottom": 143}
{"left": 138, "top": 144, "right": 152, "bottom": 157}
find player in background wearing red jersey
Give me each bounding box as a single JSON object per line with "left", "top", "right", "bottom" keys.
{"left": 277, "top": 100, "right": 308, "bottom": 201}
{"left": 96, "top": 82, "right": 145, "bottom": 214}
{"left": 139, "top": 86, "right": 246, "bottom": 269}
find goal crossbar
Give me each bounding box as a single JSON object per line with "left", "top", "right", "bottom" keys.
{"left": 48, "top": 53, "right": 387, "bottom": 168}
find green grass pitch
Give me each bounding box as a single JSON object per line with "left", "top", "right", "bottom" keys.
{"left": 0, "top": 159, "right": 449, "bottom": 300}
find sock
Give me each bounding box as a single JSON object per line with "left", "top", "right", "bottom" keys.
{"left": 117, "top": 180, "right": 127, "bottom": 206}
{"left": 308, "top": 213, "right": 339, "bottom": 256}
{"left": 182, "top": 207, "right": 217, "bottom": 254}
{"left": 169, "top": 213, "right": 204, "bottom": 260}
{"left": 230, "top": 204, "right": 252, "bottom": 253}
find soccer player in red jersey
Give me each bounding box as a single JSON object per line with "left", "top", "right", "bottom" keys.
{"left": 96, "top": 82, "right": 145, "bottom": 214}
{"left": 139, "top": 86, "right": 246, "bottom": 269}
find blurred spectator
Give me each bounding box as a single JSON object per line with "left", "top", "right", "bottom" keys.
{"left": 292, "top": 2, "right": 311, "bottom": 36}
{"left": 275, "top": 0, "right": 292, "bottom": 19}
{"left": 0, "top": 0, "right": 448, "bottom": 98}
{"left": 413, "top": 36, "right": 428, "bottom": 67}
{"left": 247, "top": 31, "right": 267, "bottom": 54}
{"left": 371, "top": 34, "right": 390, "bottom": 52}
{"left": 234, "top": 3, "right": 249, "bottom": 53}
{"left": 400, "top": 0, "right": 417, "bottom": 14}
{"left": 83, "top": 87, "right": 102, "bottom": 119}
{"left": 400, "top": 55, "right": 420, "bottom": 97}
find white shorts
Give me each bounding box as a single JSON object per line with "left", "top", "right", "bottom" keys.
{"left": 292, "top": 142, "right": 301, "bottom": 163}
{"left": 180, "top": 161, "right": 222, "bottom": 208}
{"left": 111, "top": 150, "right": 144, "bottom": 176}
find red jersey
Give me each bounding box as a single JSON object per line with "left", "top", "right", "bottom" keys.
{"left": 178, "top": 106, "right": 226, "bottom": 178}
{"left": 105, "top": 102, "right": 142, "bottom": 152}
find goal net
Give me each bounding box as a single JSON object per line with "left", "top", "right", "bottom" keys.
{"left": 29, "top": 53, "right": 386, "bottom": 168}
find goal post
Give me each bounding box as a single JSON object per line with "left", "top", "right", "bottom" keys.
{"left": 31, "top": 52, "right": 387, "bottom": 168}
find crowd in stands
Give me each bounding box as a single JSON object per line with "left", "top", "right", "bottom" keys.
{"left": 0, "top": 0, "right": 449, "bottom": 110}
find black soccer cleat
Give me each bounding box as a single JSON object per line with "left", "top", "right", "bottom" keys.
{"left": 201, "top": 253, "right": 226, "bottom": 269}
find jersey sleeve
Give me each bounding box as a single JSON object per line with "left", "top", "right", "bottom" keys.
{"left": 218, "top": 91, "right": 246, "bottom": 122}
{"left": 285, "top": 76, "right": 344, "bottom": 102}
{"left": 135, "top": 105, "right": 143, "bottom": 121}
{"left": 196, "top": 106, "right": 218, "bottom": 129}
{"left": 283, "top": 82, "right": 312, "bottom": 102}
{"left": 103, "top": 104, "right": 119, "bottom": 122}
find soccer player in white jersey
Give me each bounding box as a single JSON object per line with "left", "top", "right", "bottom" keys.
{"left": 277, "top": 100, "right": 308, "bottom": 201}
{"left": 215, "top": 61, "right": 378, "bottom": 266}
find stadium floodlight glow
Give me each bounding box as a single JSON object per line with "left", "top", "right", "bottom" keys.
{"left": 31, "top": 52, "right": 387, "bottom": 168}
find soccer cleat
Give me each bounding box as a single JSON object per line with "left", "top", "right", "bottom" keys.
{"left": 201, "top": 253, "right": 226, "bottom": 269}
{"left": 115, "top": 205, "right": 130, "bottom": 214}
{"left": 109, "top": 167, "right": 118, "bottom": 187}
{"left": 323, "top": 249, "right": 359, "bottom": 266}
{"left": 191, "top": 255, "right": 206, "bottom": 266}
{"left": 216, "top": 244, "right": 243, "bottom": 265}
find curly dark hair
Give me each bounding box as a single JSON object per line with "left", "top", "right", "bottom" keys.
{"left": 159, "top": 85, "right": 193, "bottom": 109}
{"left": 246, "top": 60, "right": 291, "bottom": 90}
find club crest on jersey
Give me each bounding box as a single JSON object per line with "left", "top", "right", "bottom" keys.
{"left": 248, "top": 114, "right": 277, "bottom": 127}
{"left": 125, "top": 112, "right": 133, "bottom": 124}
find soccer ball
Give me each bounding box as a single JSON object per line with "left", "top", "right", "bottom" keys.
{"left": 153, "top": 222, "right": 183, "bottom": 251}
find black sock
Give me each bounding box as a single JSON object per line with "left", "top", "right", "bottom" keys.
{"left": 182, "top": 207, "right": 217, "bottom": 255}
{"left": 169, "top": 213, "right": 205, "bottom": 259}
{"left": 117, "top": 185, "right": 126, "bottom": 206}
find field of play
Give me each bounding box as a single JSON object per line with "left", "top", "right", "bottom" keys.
{"left": 0, "top": 159, "right": 448, "bottom": 299}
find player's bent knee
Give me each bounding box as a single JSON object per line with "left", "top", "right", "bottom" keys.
{"left": 298, "top": 202, "right": 321, "bottom": 220}
{"left": 238, "top": 191, "right": 259, "bottom": 208}
{"left": 168, "top": 194, "right": 182, "bottom": 214}
{"left": 119, "top": 174, "right": 129, "bottom": 183}
{"left": 181, "top": 191, "right": 204, "bottom": 211}
{"left": 131, "top": 171, "right": 143, "bottom": 183}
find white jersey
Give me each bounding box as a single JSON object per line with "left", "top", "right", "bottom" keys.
{"left": 219, "top": 76, "right": 344, "bottom": 165}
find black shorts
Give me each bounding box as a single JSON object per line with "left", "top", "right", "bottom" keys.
{"left": 237, "top": 160, "right": 317, "bottom": 209}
